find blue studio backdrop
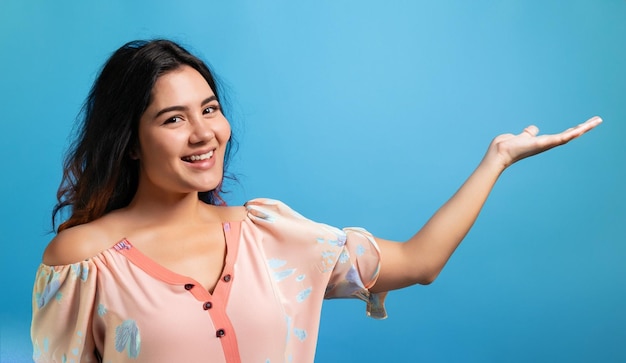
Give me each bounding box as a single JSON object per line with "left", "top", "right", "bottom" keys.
{"left": 1, "top": 1, "right": 625, "bottom": 362}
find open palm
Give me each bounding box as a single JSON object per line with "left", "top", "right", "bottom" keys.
{"left": 488, "top": 116, "right": 602, "bottom": 169}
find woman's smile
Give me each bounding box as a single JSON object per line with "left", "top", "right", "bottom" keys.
{"left": 181, "top": 149, "right": 217, "bottom": 171}
{"left": 182, "top": 150, "right": 214, "bottom": 162}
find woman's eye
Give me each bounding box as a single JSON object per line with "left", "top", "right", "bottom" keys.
{"left": 163, "top": 116, "right": 182, "bottom": 124}
{"left": 203, "top": 104, "right": 220, "bottom": 114}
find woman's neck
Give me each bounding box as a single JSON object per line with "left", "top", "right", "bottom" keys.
{"left": 125, "top": 184, "right": 217, "bottom": 226}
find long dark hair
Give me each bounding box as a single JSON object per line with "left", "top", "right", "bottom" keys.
{"left": 53, "top": 39, "right": 236, "bottom": 232}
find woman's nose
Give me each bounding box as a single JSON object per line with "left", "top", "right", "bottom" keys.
{"left": 189, "top": 117, "right": 214, "bottom": 144}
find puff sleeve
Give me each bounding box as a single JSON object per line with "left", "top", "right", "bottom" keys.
{"left": 246, "top": 198, "right": 388, "bottom": 319}
{"left": 31, "top": 261, "right": 98, "bottom": 363}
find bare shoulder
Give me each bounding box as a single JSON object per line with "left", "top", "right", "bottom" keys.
{"left": 199, "top": 203, "right": 248, "bottom": 223}
{"left": 42, "top": 219, "right": 120, "bottom": 266}
{"left": 221, "top": 205, "right": 248, "bottom": 222}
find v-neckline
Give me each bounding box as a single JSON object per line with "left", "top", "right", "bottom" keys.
{"left": 111, "top": 221, "right": 241, "bottom": 301}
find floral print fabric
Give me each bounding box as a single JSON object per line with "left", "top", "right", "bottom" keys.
{"left": 31, "top": 199, "right": 387, "bottom": 363}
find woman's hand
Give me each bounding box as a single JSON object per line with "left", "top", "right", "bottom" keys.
{"left": 485, "top": 116, "right": 603, "bottom": 170}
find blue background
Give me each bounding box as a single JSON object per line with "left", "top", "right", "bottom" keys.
{"left": 1, "top": 1, "right": 624, "bottom": 362}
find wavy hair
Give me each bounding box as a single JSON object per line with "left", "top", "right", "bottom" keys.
{"left": 53, "top": 39, "right": 236, "bottom": 232}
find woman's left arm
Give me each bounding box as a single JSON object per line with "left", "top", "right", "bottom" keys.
{"left": 371, "top": 116, "right": 602, "bottom": 293}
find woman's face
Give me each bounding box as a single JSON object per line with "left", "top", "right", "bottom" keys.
{"left": 135, "top": 65, "right": 231, "bottom": 197}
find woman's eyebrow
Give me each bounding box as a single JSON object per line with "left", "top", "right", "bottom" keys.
{"left": 201, "top": 95, "right": 217, "bottom": 105}
{"left": 154, "top": 96, "right": 217, "bottom": 118}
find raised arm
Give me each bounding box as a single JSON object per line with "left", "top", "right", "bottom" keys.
{"left": 371, "top": 116, "right": 602, "bottom": 293}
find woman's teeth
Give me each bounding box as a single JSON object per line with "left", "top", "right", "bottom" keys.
{"left": 184, "top": 151, "right": 213, "bottom": 162}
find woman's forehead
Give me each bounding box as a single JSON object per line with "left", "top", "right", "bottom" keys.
{"left": 150, "top": 66, "right": 215, "bottom": 107}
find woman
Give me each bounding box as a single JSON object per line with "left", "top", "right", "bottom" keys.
{"left": 31, "top": 39, "right": 601, "bottom": 362}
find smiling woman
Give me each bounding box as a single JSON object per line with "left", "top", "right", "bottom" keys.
{"left": 51, "top": 40, "right": 235, "bottom": 233}
{"left": 31, "top": 39, "right": 601, "bottom": 363}
{"left": 134, "top": 66, "right": 231, "bottom": 201}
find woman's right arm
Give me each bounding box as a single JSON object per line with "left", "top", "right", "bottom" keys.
{"left": 32, "top": 228, "right": 105, "bottom": 362}
{"left": 31, "top": 261, "right": 99, "bottom": 362}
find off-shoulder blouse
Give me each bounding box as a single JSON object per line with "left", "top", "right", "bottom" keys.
{"left": 31, "top": 199, "right": 388, "bottom": 363}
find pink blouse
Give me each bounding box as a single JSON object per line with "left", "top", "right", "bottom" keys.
{"left": 31, "top": 199, "right": 388, "bottom": 363}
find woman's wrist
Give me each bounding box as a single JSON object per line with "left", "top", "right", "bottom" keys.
{"left": 478, "top": 149, "right": 509, "bottom": 178}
